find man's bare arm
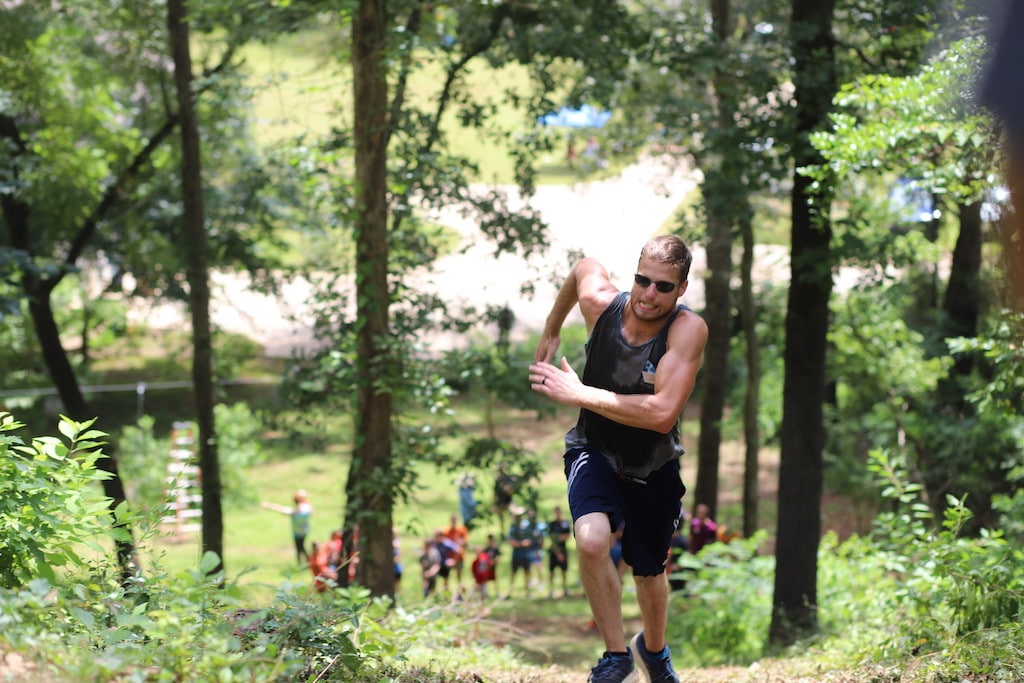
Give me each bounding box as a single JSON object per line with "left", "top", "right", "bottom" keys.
{"left": 531, "top": 311, "right": 708, "bottom": 432}
{"left": 534, "top": 257, "right": 618, "bottom": 364}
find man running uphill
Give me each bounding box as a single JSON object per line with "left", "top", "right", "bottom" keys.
{"left": 529, "top": 235, "right": 708, "bottom": 683}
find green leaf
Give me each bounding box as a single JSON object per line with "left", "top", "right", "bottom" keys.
{"left": 70, "top": 607, "right": 95, "bottom": 629}
{"left": 199, "top": 550, "right": 221, "bottom": 575}
{"left": 57, "top": 417, "right": 76, "bottom": 440}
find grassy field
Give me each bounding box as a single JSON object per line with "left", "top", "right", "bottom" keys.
{"left": 146, "top": 402, "right": 585, "bottom": 605}
{"left": 128, "top": 388, "right": 786, "bottom": 675}
{"left": 239, "top": 27, "right": 585, "bottom": 186}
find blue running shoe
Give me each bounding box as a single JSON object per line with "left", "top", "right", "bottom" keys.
{"left": 588, "top": 650, "right": 638, "bottom": 683}
{"left": 630, "top": 632, "right": 680, "bottom": 683}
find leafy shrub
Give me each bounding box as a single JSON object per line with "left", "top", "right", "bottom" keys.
{"left": 667, "top": 532, "right": 773, "bottom": 666}
{"left": 118, "top": 403, "right": 265, "bottom": 516}
{"left": 0, "top": 408, "right": 525, "bottom": 681}
{"left": 118, "top": 414, "right": 169, "bottom": 515}
{"left": 0, "top": 412, "right": 116, "bottom": 589}
{"left": 866, "top": 448, "right": 1024, "bottom": 680}
{"left": 0, "top": 547, "right": 524, "bottom": 682}
{"left": 212, "top": 401, "right": 267, "bottom": 507}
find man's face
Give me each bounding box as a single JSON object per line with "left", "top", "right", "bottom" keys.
{"left": 630, "top": 256, "right": 686, "bottom": 322}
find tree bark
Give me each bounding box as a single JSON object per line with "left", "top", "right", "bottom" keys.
{"left": 769, "top": 0, "right": 836, "bottom": 647}
{"left": 942, "top": 201, "right": 982, "bottom": 350}
{"left": 738, "top": 208, "right": 761, "bottom": 538}
{"left": 168, "top": 0, "right": 223, "bottom": 573}
{"left": 696, "top": 202, "right": 730, "bottom": 518}
{"left": 693, "top": 0, "right": 734, "bottom": 520}
{"left": 350, "top": 0, "right": 395, "bottom": 599}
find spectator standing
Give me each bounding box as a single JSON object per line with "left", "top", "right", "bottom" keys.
{"left": 507, "top": 505, "right": 536, "bottom": 598}
{"left": 308, "top": 541, "right": 336, "bottom": 593}
{"left": 484, "top": 533, "right": 502, "bottom": 594}
{"left": 261, "top": 490, "right": 313, "bottom": 564}
{"left": 689, "top": 503, "right": 718, "bottom": 555}
{"left": 419, "top": 538, "right": 442, "bottom": 598}
{"left": 470, "top": 545, "right": 496, "bottom": 599}
{"left": 529, "top": 507, "right": 547, "bottom": 591}
{"left": 443, "top": 513, "right": 470, "bottom": 590}
{"left": 493, "top": 463, "right": 518, "bottom": 535}
{"left": 456, "top": 472, "right": 478, "bottom": 529}
{"left": 432, "top": 529, "right": 461, "bottom": 596}
{"left": 547, "top": 505, "right": 572, "bottom": 598}
{"left": 393, "top": 527, "right": 403, "bottom": 586}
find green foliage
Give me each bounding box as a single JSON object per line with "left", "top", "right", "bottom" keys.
{"left": 666, "top": 530, "right": 906, "bottom": 669}
{"left": 668, "top": 533, "right": 774, "bottom": 666}
{"left": 947, "top": 310, "right": 1024, "bottom": 417}
{"left": 211, "top": 402, "right": 267, "bottom": 506}
{"left": 809, "top": 37, "right": 997, "bottom": 205}
{"left": 814, "top": 533, "right": 903, "bottom": 660}
{"left": 119, "top": 404, "right": 265, "bottom": 516}
{"left": 0, "top": 540, "right": 530, "bottom": 682}
{"left": 0, "top": 413, "right": 115, "bottom": 589}
{"left": 865, "top": 448, "right": 1024, "bottom": 679}
{"left": 826, "top": 288, "right": 952, "bottom": 497}
{"left": 2, "top": 554, "right": 302, "bottom": 680}
{"left": 822, "top": 282, "right": 1022, "bottom": 535}
{"left": 117, "top": 414, "right": 169, "bottom": 516}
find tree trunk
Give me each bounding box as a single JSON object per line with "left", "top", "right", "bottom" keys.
{"left": 693, "top": 0, "right": 734, "bottom": 520}
{"left": 168, "top": 0, "right": 223, "bottom": 573}
{"left": 738, "top": 207, "right": 761, "bottom": 538}
{"left": 350, "top": 0, "right": 395, "bottom": 600}
{"left": 769, "top": 0, "right": 836, "bottom": 647}
{"left": 942, "top": 201, "right": 983, "bottom": 358}
{"left": 696, "top": 204, "right": 730, "bottom": 519}
{"left": 1002, "top": 132, "right": 1024, "bottom": 310}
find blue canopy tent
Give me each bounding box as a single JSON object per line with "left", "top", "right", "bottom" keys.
{"left": 538, "top": 104, "right": 612, "bottom": 128}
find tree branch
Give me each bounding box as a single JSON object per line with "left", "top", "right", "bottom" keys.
{"left": 386, "top": 5, "right": 423, "bottom": 147}
{"left": 390, "top": 4, "right": 507, "bottom": 235}
{"left": 63, "top": 114, "right": 180, "bottom": 271}
{"left": 62, "top": 44, "right": 240, "bottom": 273}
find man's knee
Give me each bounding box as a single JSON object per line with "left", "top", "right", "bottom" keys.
{"left": 574, "top": 512, "right": 612, "bottom": 559}
{"left": 575, "top": 532, "right": 611, "bottom": 561}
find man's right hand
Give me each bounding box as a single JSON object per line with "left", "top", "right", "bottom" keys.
{"left": 534, "top": 332, "right": 560, "bottom": 364}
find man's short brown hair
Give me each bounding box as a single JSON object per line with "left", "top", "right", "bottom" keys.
{"left": 639, "top": 235, "right": 693, "bottom": 282}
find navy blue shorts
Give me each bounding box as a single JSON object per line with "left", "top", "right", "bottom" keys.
{"left": 564, "top": 447, "right": 685, "bottom": 576}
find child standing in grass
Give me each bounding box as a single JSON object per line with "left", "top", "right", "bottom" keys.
{"left": 262, "top": 489, "right": 313, "bottom": 564}
{"left": 419, "top": 538, "right": 442, "bottom": 598}
{"left": 470, "top": 545, "right": 495, "bottom": 599}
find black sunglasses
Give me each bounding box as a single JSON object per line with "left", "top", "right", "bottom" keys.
{"left": 634, "top": 273, "right": 679, "bottom": 294}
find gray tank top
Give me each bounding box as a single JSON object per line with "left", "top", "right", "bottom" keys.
{"left": 564, "top": 292, "right": 686, "bottom": 477}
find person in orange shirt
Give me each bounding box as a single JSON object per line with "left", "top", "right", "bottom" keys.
{"left": 308, "top": 541, "right": 336, "bottom": 593}
{"left": 443, "top": 513, "right": 469, "bottom": 591}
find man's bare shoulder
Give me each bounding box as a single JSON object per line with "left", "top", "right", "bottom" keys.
{"left": 669, "top": 307, "right": 709, "bottom": 345}
{"left": 576, "top": 259, "right": 620, "bottom": 323}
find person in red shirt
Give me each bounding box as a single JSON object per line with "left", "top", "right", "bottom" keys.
{"left": 470, "top": 545, "right": 495, "bottom": 599}
{"left": 689, "top": 503, "right": 718, "bottom": 555}
{"left": 308, "top": 541, "right": 337, "bottom": 593}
